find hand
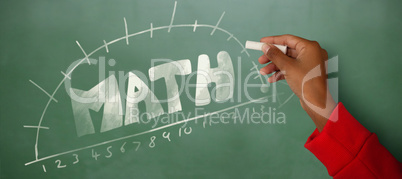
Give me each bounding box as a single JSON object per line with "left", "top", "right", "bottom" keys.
{"left": 258, "top": 34, "right": 336, "bottom": 131}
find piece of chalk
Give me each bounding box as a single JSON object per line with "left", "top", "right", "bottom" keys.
{"left": 245, "top": 40, "right": 287, "bottom": 54}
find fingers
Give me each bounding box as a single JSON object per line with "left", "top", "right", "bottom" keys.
{"left": 262, "top": 44, "right": 294, "bottom": 70}
{"left": 260, "top": 34, "right": 310, "bottom": 52}
{"left": 260, "top": 63, "right": 279, "bottom": 75}
{"left": 268, "top": 71, "right": 285, "bottom": 83}
{"left": 287, "top": 47, "right": 326, "bottom": 59}
{"left": 286, "top": 48, "right": 298, "bottom": 58}
{"left": 321, "top": 49, "right": 328, "bottom": 60}
{"left": 260, "top": 48, "right": 297, "bottom": 64}
{"left": 258, "top": 54, "right": 270, "bottom": 64}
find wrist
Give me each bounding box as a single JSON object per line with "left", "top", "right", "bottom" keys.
{"left": 301, "top": 95, "right": 337, "bottom": 132}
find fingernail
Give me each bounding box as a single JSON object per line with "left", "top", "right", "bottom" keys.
{"left": 262, "top": 44, "right": 270, "bottom": 53}
{"left": 260, "top": 70, "right": 267, "bottom": 75}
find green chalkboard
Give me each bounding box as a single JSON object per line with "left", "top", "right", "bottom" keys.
{"left": 1, "top": 0, "right": 401, "bottom": 178}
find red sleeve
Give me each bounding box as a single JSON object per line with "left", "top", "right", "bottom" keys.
{"left": 304, "top": 103, "right": 402, "bottom": 178}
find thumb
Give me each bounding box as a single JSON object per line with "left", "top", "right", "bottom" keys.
{"left": 262, "top": 43, "right": 293, "bottom": 70}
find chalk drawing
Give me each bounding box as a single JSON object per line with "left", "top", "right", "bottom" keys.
{"left": 149, "top": 136, "right": 156, "bottom": 148}
{"left": 75, "top": 41, "right": 91, "bottom": 65}
{"left": 70, "top": 75, "right": 123, "bottom": 137}
{"left": 210, "top": 12, "right": 225, "bottom": 35}
{"left": 132, "top": 142, "right": 141, "bottom": 151}
{"left": 72, "top": 154, "right": 79, "bottom": 164}
{"left": 184, "top": 127, "right": 192, "bottom": 135}
{"left": 193, "top": 20, "right": 198, "bottom": 32}
{"left": 124, "top": 18, "right": 129, "bottom": 45}
{"left": 195, "top": 51, "right": 234, "bottom": 106}
{"left": 25, "top": 0, "right": 269, "bottom": 167}
{"left": 179, "top": 127, "right": 193, "bottom": 136}
{"left": 29, "top": 80, "right": 58, "bottom": 103}
{"left": 150, "top": 23, "right": 153, "bottom": 38}
{"left": 92, "top": 149, "right": 100, "bottom": 160}
{"left": 25, "top": 96, "right": 270, "bottom": 166}
{"left": 120, "top": 142, "right": 127, "bottom": 153}
{"left": 162, "top": 132, "right": 171, "bottom": 141}
{"left": 105, "top": 146, "right": 113, "bottom": 158}
{"left": 60, "top": 71, "right": 71, "bottom": 80}
{"left": 125, "top": 72, "right": 164, "bottom": 124}
{"left": 103, "top": 40, "right": 109, "bottom": 53}
{"left": 168, "top": 1, "right": 177, "bottom": 33}
{"left": 55, "top": 160, "right": 66, "bottom": 168}
{"left": 149, "top": 59, "right": 192, "bottom": 113}
{"left": 23, "top": 125, "right": 49, "bottom": 130}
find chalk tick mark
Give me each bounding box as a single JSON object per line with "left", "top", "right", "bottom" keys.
{"left": 29, "top": 80, "right": 58, "bottom": 103}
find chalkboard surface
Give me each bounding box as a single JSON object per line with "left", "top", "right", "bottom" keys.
{"left": 1, "top": 0, "right": 401, "bottom": 178}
